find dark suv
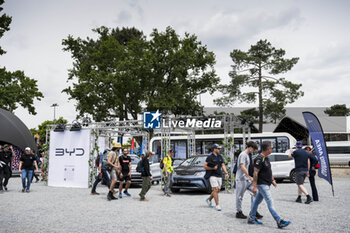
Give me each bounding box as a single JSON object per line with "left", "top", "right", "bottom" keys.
{"left": 170, "top": 155, "right": 225, "bottom": 194}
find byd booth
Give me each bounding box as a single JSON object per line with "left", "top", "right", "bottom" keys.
{"left": 47, "top": 120, "right": 149, "bottom": 188}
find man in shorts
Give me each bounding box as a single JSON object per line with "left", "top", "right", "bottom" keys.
{"left": 118, "top": 148, "right": 132, "bottom": 198}
{"left": 107, "top": 146, "right": 120, "bottom": 201}
{"left": 204, "top": 144, "right": 229, "bottom": 211}
{"left": 288, "top": 141, "right": 312, "bottom": 204}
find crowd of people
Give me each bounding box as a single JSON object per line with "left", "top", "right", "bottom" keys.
{"left": 203, "top": 140, "right": 319, "bottom": 229}
{"left": 1, "top": 139, "right": 320, "bottom": 229}
{"left": 90, "top": 143, "right": 159, "bottom": 202}
{"left": 0, "top": 144, "right": 43, "bottom": 193}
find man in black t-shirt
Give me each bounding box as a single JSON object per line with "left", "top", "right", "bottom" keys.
{"left": 204, "top": 144, "right": 229, "bottom": 211}
{"left": 248, "top": 141, "right": 290, "bottom": 229}
{"left": 19, "top": 147, "right": 39, "bottom": 193}
{"left": 118, "top": 148, "right": 132, "bottom": 198}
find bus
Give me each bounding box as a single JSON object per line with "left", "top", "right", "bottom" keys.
{"left": 326, "top": 141, "right": 350, "bottom": 166}
{"left": 150, "top": 132, "right": 297, "bottom": 160}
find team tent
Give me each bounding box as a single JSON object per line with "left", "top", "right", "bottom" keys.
{"left": 0, "top": 108, "right": 37, "bottom": 152}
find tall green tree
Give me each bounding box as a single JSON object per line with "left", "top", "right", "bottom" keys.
{"left": 0, "top": 0, "right": 43, "bottom": 114}
{"left": 62, "top": 26, "right": 219, "bottom": 121}
{"left": 215, "top": 39, "right": 303, "bottom": 132}
{"left": 62, "top": 26, "right": 146, "bottom": 121}
{"left": 324, "top": 104, "right": 350, "bottom": 116}
{"left": 144, "top": 27, "right": 219, "bottom": 115}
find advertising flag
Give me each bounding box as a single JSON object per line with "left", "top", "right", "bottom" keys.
{"left": 130, "top": 138, "right": 135, "bottom": 154}
{"left": 303, "top": 111, "right": 334, "bottom": 195}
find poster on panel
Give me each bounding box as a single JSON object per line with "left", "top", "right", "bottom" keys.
{"left": 48, "top": 129, "right": 91, "bottom": 188}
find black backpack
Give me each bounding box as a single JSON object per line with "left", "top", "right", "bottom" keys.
{"left": 159, "top": 158, "right": 164, "bottom": 169}
{"left": 136, "top": 160, "right": 142, "bottom": 173}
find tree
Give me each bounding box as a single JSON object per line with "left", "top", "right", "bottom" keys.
{"left": 215, "top": 39, "right": 303, "bottom": 132}
{"left": 238, "top": 108, "right": 259, "bottom": 123}
{"left": 0, "top": 0, "right": 43, "bottom": 114}
{"left": 62, "top": 26, "right": 146, "bottom": 121}
{"left": 30, "top": 117, "right": 68, "bottom": 145}
{"left": 324, "top": 104, "right": 350, "bottom": 116}
{"left": 62, "top": 26, "right": 219, "bottom": 121}
{"left": 144, "top": 27, "right": 219, "bottom": 115}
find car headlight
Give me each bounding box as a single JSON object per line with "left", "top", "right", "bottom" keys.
{"left": 194, "top": 171, "right": 206, "bottom": 177}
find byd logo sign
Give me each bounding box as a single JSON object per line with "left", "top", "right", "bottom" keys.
{"left": 55, "top": 148, "right": 85, "bottom": 156}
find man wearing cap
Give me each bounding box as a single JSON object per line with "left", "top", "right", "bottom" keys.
{"left": 91, "top": 148, "right": 111, "bottom": 195}
{"left": 288, "top": 141, "right": 312, "bottom": 204}
{"left": 0, "top": 144, "right": 15, "bottom": 192}
{"left": 19, "top": 147, "right": 39, "bottom": 193}
{"left": 204, "top": 144, "right": 229, "bottom": 211}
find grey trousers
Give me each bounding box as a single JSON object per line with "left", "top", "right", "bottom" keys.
{"left": 163, "top": 172, "right": 172, "bottom": 194}
{"left": 236, "top": 180, "right": 255, "bottom": 212}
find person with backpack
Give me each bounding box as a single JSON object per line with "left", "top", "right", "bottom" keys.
{"left": 91, "top": 148, "right": 111, "bottom": 195}
{"left": 139, "top": 152, "right": 154, "bottom": 201}
{"left": 162, "top": 149, "right": 174, "bottom": 197}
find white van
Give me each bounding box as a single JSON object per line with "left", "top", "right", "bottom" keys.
{"left": 269, "top": 153, "right": 295, "bottom": 182}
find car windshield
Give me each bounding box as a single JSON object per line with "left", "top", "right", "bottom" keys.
{"left": 130, "top": 156, "right": 140, "bottom": 165}
{"left": 180, "top": 156, "right": 207, "bottom": 167}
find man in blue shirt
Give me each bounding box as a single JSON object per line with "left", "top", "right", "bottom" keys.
{"left": 288, "top": 141, "right": 312, "bottom": 204}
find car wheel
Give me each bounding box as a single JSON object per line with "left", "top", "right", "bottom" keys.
{"left": 290, "top": 169, "right": 296, "bottom": 183}
{"left": 171, "top": 188, "right": 180, "bottom": 193}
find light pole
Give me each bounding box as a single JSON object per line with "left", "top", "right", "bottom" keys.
{"left": 51, "top": 103, "right": 58, "bottom": 121}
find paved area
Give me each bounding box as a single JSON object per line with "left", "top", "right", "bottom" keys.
{"left": 1, "top": 175, "right": 349, "bottom": 233}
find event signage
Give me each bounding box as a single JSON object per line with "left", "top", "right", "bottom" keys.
{"left": 48, "top": 129, "right": 91, "bottom": 188}
{"left": 302, "top": 112, "right": 334, "bottom": 195}
{"left": 143, "top": 110, "right": 222, "bottom": 129}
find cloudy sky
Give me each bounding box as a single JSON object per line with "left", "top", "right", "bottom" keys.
{"left": 1, "top": 0, "right": 350, "bottom": 129}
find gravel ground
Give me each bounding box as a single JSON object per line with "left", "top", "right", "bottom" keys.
{"left": 1, "top": 175, "right": 349, "bottom": 233}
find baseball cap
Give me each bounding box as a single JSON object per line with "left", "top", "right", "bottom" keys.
{"left": 25, "top": 147, "right": 31, "bottom": 151}
{"left": 295, "top": 141, "right": 303, "bottom": 148}
{"left": 211, "top": 144, "right": 222, "bottom": 150}
{"left": 3, "top": 144, "right": 9, "bottom": 148}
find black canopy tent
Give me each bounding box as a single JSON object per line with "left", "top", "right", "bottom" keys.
{"left": 0, "top": 108, "right": 37, "bottom": 152}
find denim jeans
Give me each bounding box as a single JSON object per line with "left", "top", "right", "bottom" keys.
{"left": 91, "top": 168, "right": 111, "bottom": 192}
{"left": 250, "top": 184, "right": 281, "bottom": 222}
{"left": 163, "top": 172, "right": 172, "bottom": 194}
{"left": 21, "top": 169, "right": 33, "bottom": 190}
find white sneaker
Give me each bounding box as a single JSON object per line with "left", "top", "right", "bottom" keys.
{"left": 216, "top": 205, "right": 222, "bottom": 211}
